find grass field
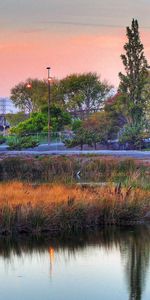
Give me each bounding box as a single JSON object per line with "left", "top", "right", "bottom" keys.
{"left": 0, "top": 156, "right": 149, "bottom": 236}
{"left": 0, "top": 156, "right": 150, "bottom": 189}
{"left": 0, "top": 181, "right": 149, "bottom": 236}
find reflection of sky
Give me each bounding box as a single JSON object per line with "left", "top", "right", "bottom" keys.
{"left": 0, "top": 246, "right": 128, "bottom": 300}
{"left": 0, "top": 0, "right": 149, "bottom": 96}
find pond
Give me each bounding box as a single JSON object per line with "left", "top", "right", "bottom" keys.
{"left": 0, "top": 226, "right": 150, "bottom": 300}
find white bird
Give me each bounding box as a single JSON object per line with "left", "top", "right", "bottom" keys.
{"left": 76, "top": 170, "right": 81, "bottom": 180}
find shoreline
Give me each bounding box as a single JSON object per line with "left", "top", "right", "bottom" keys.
{"left": 0, "top": 220, "right": 149, "bottom": 238}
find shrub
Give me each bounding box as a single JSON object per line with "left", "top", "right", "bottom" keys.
{"left": 10, "top": 113, "right": 47, "bottom": 135}
{"left": 8, "top": 136, "right": 39, "bottom": 150}
{"left": 64, "top": 127, "right": 93, "bottom": 150}
{"left": 119, "top": 123, "right": 144, "bottom": 149}
{"left": 0, "top": 135, "right": 6, "bottom": 145}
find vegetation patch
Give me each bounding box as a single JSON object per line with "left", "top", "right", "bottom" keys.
{"left": 0, "top": 135, "right": 6, "bottom": 145}
{"left": 0, "top": 182, "right": 149, "bottom": 236}
{"left": 0, "top": 156, "right": 149, "bottom": 188}
{"left": 7, "top": 136, "right": 39, "bottom": 150}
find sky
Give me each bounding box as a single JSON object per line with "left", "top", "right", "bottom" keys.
{"left": 0, "top": 0, "right": 150, "bottom": 97}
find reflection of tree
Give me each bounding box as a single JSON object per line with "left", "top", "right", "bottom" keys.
{"left": 120, "top": 227, "right": 150, "bottom": 300}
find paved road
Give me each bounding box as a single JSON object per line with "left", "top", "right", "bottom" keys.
{"left": 0, "top": 144, "right": 150, "bottom": 159}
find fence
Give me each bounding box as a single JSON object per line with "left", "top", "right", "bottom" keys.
{"left": 5, "top": 131, "right": 73, "bottom": 148}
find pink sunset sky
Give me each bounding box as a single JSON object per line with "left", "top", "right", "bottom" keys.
{"left": 0, "top": 0, "right": 150, "bottom": 96}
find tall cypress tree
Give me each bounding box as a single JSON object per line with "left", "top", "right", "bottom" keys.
{"left": 119, "top": 19, "right": 148, "bottom": 124}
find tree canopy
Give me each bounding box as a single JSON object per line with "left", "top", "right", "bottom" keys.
{"left": 55, "top": 73, "right": 112, "bottom": 116}
{"left": 10, "top": 105, "right": 71, "bottom": 135}
{"left": 8, "top": 21, "right": 150, "bottom": 151}
{"left": 65, "top": 110, "right": 120, "bottom": 150}
{"left": 119, "top": 19, "right": 149, "bottom": 124}
{"left": 10, "top": 79, "right": 48, "bottom": 114}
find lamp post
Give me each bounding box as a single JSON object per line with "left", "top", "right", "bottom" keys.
{"left": 3, "top": 122, "right": 6, "bottom": 136}
{"left": 47, "top": 67, "right": 51, "bottom": 145}
{"left": 26, "top": 81, "right": 32, "bottom": 116}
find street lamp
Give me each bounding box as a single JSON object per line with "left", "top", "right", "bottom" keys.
{"left": 26, "top": 82, "right": 32, "bottom": 89}
{"left": 26, "top": 81, "right": 32, "bottom": 116}
{"left": 47, "top": 67, "right": 51, "bottom": 145}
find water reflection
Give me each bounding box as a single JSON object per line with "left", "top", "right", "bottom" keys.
{"left": 120, "top": 227, "right": 150, "bottom": 300}
{"left": 49, "top": 247, "right": 55, "bottom": 277}
{"left": 0, "top": 226, "right": 150, "bottom": 300}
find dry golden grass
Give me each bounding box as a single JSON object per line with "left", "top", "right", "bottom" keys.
{"left": 0, "top": 181, "right": 149, "bottom": 207}
{"left": 0, "top": 181, "right": 149, "bottom": 235}
{"left": 0, "top": 181, "right": 94, "bottom": 205}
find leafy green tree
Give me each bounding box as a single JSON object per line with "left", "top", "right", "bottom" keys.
{"left": 119, "top": 19, "right": 149, "bottom": 124}
{"left": 83, "top": 111, "right": 120, "bottom": 149}
{"left": 143, "top": 72, "right": 150, "bottom": 128}
{"left": 65, "top": 111, "right": 120, "bottom": 150}
{"left": 119, "top": 123, "right": 144, "bottom": 149}
{"left": 42, "top": 105, "right": 71, "bottom": 132}
{"left": 10, "top": 79, "right": 48, "bottom": 114}
{"left": 10, "top": 105, "right": 71, "bottom": 135}
{"left": 104, "top": 93, "right": 126, "bottom": 129}
{"left": 65, "top": 127, "right": 92, "bottom": 150}
{"left": 55, "top": 73, "right": 112, "bottom": 116}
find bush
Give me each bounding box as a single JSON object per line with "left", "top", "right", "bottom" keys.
{"left": 0, "top": 135, "right": 6, "bottom": 145}
{"left": 8, "top": 136, "right": 39, "bottom": 150}
{"left": 119, "top": 123, "right": 144, "bottom": 149}
{"left": 10, "top": 113, "right": 47, "bottom": 135}
{"left": 64, "top": 127, "right": 93, "bottom": 150}
{"left": 10, "top": 107, "right": 72, "bottom": 135}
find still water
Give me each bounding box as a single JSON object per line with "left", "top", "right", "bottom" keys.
{"left": 0, "top": 227, "right": 150, "bottom": 300}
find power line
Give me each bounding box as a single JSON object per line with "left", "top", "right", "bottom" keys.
{"left": 43, "top": 21, "right": 150, "bottom": 29}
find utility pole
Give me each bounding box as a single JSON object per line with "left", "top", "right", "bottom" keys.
{"left": 26, "top": 82, "right": 32, "bottom": 117}
{"left": 0, "top": 98, "right": 6, "bottom": 135}
{"left": 47, "top": 67, "right": 51, "bottom": 145}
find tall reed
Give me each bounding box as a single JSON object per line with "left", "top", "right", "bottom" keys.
{"left": 0, "top": 182, "right": 149, "bottom": 236}
{"left": 0, "top": 156, "right": 148, "bottom": 188}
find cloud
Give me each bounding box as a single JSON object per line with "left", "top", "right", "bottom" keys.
{"left": 0, "top": 0, "right": 150, "bottom": 31}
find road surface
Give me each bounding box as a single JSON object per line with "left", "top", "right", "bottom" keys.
{"left": 0, "top": 143, "right": 150, "bottom": 159}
